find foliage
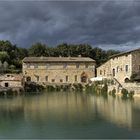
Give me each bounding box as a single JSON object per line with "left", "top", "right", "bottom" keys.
{"left": 0, "top": 40, "right": 121, "bottom": 72}
{"left": 3, "top": 61, "right": 8, "bottom": 69}
{"left": 72, "top": 83, "right": 83, "bottom": 91}
{"left": 121, "top": 88, "right": 128, "bottom": 98}
{"left": 29, "top": 42, "right": 47, "bottom": 56}
{"left": 24, "top": 82, "right": 44, "bottom": 92}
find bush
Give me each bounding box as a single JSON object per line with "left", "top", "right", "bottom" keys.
{"left": 24, "top": 82, "right": 44, "bottom": 92}
{"left": 101, "top": 83, "right": 108, "bottom": 98}
{"left": 46, "top": 85, "right": 55, "bottom": 92}
{"left": 121, "top": 88, "right": 128, "bottom": 98}
{"left": 111, "top": 88, "right": 116, "bottom": 97}
{"left": 128, "top": 91, "right": 135, "bottom": 98}
{"left": 72, "top": 83, "right": 83, "bottom": 91}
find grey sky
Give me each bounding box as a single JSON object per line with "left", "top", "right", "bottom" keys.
{"left": 0, "top": 0, "right": 140, "bottom": 50}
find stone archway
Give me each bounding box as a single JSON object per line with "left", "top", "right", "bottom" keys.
{"left": 81, "top": 72, "right": 88, "bottom": 83}
{"left": 26, "top": 76, "right": 31, "bottom": 82}
{"left": 124, "top": 78, "right": 130, "bottom": 83}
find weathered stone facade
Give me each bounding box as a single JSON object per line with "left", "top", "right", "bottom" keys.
{"left": 0, "top": 74, "right": 23, "bottom": 88}
{"left": 97, "top": 48, "right": 140, "bottom": 83}
{"left": 22, "top": 57, "right": 95, "bottom": 84}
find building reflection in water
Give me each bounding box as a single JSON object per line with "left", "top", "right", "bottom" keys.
{"left": 0, "top": 93, "right": 139, "bottom": 129}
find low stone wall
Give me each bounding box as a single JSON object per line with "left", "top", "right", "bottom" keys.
{"left": 122, "top": 83, "right": 140, "bottom": 94}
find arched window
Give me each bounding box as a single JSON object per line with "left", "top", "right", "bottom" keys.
{"left": 124, "top": 78, "right": 130, "bottom": 83}
{"left": 81, "top": 72, "right": 88, "bottom": 83}
{"left": 112, "top": 69, "right": 115, "bottom": 77}
{"left": 26, "top": 76, "right": 31, "bottom": 82}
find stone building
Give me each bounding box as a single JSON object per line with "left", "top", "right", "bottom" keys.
{"left": 0, "top": 74, "right": 23, "bottom": 88}
{"left": 97, "top": 48, "right": 140, "bottom": 83}
{"left": 22, "top": 56, "right": 95, "bottom": 85}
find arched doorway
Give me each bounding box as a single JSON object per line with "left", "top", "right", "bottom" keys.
{"left": 124, "top": 78, "right": 130, "bottom": 83}
{"left": 81, "top": 72, "right": 87, "bottom": 83}
{"left": 26, "top": 76, "right": 31, "bottom": 82}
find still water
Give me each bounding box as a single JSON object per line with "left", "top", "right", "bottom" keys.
{"left": 0, "top": 92, "right": 140, "bottom": 139}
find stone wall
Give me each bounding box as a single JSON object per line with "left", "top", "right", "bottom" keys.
{"left": 97, "top": 60, "right": 111, "bottom": 77}
{"left": 23, "top": 62, "right": 95, "bottom": 84}
{"left": 122, "top": 83, "right": 140, "bottom": 94}
{"left": 110, "top": 53, "right": 132, "bottom": 83}
{"left": 132, "top": 50, "right": 140, "bottom": 74}
{"left": 0, "top": 80, "right": 22, "bottom": 88}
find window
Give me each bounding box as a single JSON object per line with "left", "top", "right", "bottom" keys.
{"left": 76, "top": 63, "right": 80, "bottom": 69}
{"left": 66, "top": 76, "right": 68, "bottom": 82}
{"left": 100, "top": 70, "right": 102, "bottom": 75}
{"left": 52, "top": 79, "right": 55, "bottom": 82}
{"left": 46, "top": 64, "right": 50, "bottom": 69}
{"left": 34, "top": 64, "right": 38, "bottom": 69}
{"left": 104, "top": 70, "right": 106, "bottom": 76}
{"left": 26, "top": 76, "right": 31, "bottom": 82}
{"left": 125, "top": 65, "right": 128, "bottom": 72}
{"left": 85, "top": 64, "right": 88, "bottom": 68}
{"left": 27, "top": 64, "right": 30, "bottom": 68}
{"left": 36, "top": 76, "right": 39, "bottom": 82}
{"left": 139, "top": 65, "right": 140, "bottom": 71}
{"left": 113, "top": 68, "right": 115, "bottom": 77}
{"left": 5, "top": 83, "right": 9, "bottom": 87}
{"left": 75, "top": 75, "right": 77, "bottom": 82}
{"left": 117, "top": 66, "right": 119, "bottom": 73}
{"left": 63, "top": 63, "right": 67, "bottom": 69}
{"left": 60, "top": 79, "right": 63, "bottom": 83}
{"left": 46, "top": 76, "right": 48, "bottom": 82}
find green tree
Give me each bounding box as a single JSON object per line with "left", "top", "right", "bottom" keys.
{"left": 29, "top": 42, "right": 47, "bottom": 56}
{"left": 0, "top": 51, "right": 9, "bottom": 63}
{"left": 3, "top": 61, "right": 8, "bottom": 70}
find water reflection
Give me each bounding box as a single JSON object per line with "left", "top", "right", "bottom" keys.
{"left": 0, "top": 92, "right": 140, "bottom": 137}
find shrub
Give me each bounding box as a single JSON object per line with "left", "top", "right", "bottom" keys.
{"left": 24, "top": 82, "right": 44, "bottom": 92}
{"left": 121, "top": 88, "right": 128, "bottom": 98}
{"left": 128, "top": 91, "right": 135, "bottom": 98}
{"left": 73, "top": 83, "right": 83, "bottom": 91}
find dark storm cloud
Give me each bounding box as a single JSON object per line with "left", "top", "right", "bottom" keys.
{"left": 0, "top": 0, "right": 140, "bottom": 50}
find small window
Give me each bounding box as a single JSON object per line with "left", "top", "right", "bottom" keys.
{"left": 63, "top": 63, "right": 67, "bottom": 69}
{"left": 85, "top": 64, "right": 88, "bottom": 68}
{"left": 117, "top": 66, "right": 119, "bottom": 73}
{"left": 104, "top": 70, "right": 106, "bottom": 76}
{"left": 34, "top": 64, "right": 38, "bottom": 69}
{"left": 52, "top": 79, "right": 55, "bottom": 82}
{"left": 5, "top": 83, "right": 9, "bottom": 87}
{"left": 75, "top": 75, "right": 77, "bottom": 82}
{"left": 125, "top": 65, "right": 128, "bottom": 72}
{"left": 100, "top": 70, "right": 102, "bottom": 75}
{"left": 26, "top": 76, "right": 31, "bottom": 82}
{"left": 138, "top": 65, "right": 140, "bottom": 71}
{"left": 60, "top": 79, "right": 63, "bottom": 83}
{"left": 46, "top": 76, "right": 48, "bottom": 82}
{"left": 46, "top": 64, "right": 50, "bottom": 68}
{"left": 66, "top": 76, "right": 68, "bottom": 82}
{"left": 76, "top": 63, "right": 80, "bottom": 69}
{"left": 27, "top": 64, "right": 30, "bottom": 68}
{"left": 36, "top": 76, "right": 39, "bottom": 82}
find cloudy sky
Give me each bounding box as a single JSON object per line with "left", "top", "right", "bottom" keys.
{"left": 0, "top": 0, "right": 140, "bottom": 50}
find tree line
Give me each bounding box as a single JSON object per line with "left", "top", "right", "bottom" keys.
{"left": 0, "top": 40, "right": 120, "bottom": 72}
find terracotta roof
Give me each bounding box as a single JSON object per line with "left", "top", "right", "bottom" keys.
{"left": 23, "top": 57, "right": 95, "bottom": 63}
{"left": 0, "top": 74, "right": 23, "bottom": 81}
{"left": 109, "top": 48, "right": 140, "bottom": 59}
